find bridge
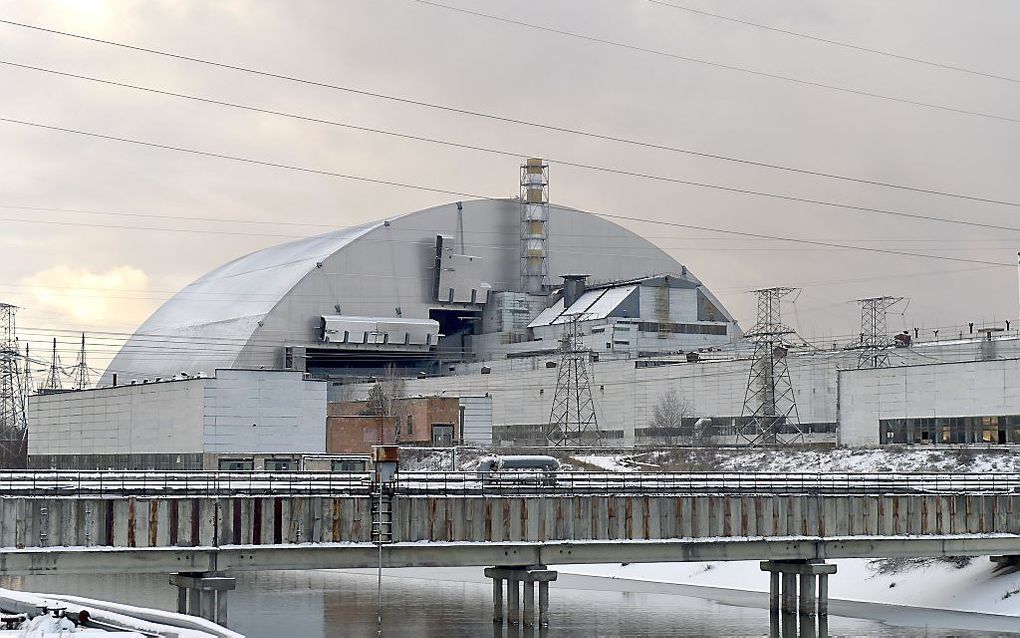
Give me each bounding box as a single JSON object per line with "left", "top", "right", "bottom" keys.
{"left": 1, "top": 470, "right": 1018, "bottom": 629}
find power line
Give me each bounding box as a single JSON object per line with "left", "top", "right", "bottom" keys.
{"left": 407, "top": 0, "right": 1020, "bottom": 125}
{"left": 7, "top": 204, "right": 1020, "bottom": 244}
{"left": 647, "top": 0, "right": 1020, "bottom": 84}
{"left": 0, "top": 116, "right": 1015, "bottom": 269}
{"left": 4, "top": 58, "right": 1017, "bottom": 208}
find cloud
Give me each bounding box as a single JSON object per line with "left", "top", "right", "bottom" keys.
{"left": 18, "top": 266, "right": 151, "bottom": 325}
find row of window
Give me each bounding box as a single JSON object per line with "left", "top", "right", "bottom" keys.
{"left": 880, "top": 415, "right": 1020, "bottom": 445}
{"left": 217, "top": 457, "right": 369, "bottom": 472}
{"left": 634, "top": 322, "right": 728, "bottom": 336}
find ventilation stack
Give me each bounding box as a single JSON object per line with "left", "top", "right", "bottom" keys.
{"left": 520, "top": 158, "right": 549, "bottom": 294}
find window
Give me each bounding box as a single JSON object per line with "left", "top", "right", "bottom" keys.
{"left": 264, "top": 458, "right": 298, "bottom": 472}
{"left": 218, "top": 458, "right": 254, "bottom": 471}
{"left": 406, "top": 414, "right": 413, "bottom": 436}
{"left": 431, "top": 424, "right": 454, "bottom": 447}
{"left": 880, "top": 414, "right": 1018, "bottom": 446}
{"left": 331, "top": 459, "right": 368, "bottom": 473}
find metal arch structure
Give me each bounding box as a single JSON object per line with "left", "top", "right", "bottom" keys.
{"left": 738, "top": 287, "right": 804, "bottom": 447}
{"left": 854, "top": 296, "right": 905, "bottom": 369}
{"left": 0, "top": 303, "right": 28, "bottom": 467}
{"left": 546, "top": 314, "right": 602, "bottom": 446}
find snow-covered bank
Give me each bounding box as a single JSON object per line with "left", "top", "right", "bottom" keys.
{"left": 636, "top": 446, "right": 1020, "bottom": 473}
{"left": 559, "top": 557, "right": 1020, "bottom": 617}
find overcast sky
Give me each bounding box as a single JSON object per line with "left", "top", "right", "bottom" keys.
{"left": 2, "top": 0, "right": 1019, "bottom": 376}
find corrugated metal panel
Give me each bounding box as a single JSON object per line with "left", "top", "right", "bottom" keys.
{"left": 529, "top": 285, "right": 639, "bottom": 327}
{"left": 527, "top": 300, "right": 565, "bottom": 328}
{"left": 574, "top": 285, "right": 637, "bottom": 322}
{"left": 459, "top": 395, "right": 493, "bottom": 445}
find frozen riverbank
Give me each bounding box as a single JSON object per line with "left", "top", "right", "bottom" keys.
{"left": 559, "top": 556, "right": 1020, "bottom": 617}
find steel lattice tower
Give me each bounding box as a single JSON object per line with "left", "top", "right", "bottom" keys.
{"left": 0, "top": 304, "right": 28, "bottom": 467}
{"left": 72, "top": 332, "right": 91, "bottom": 391}
{"left": 737, "top": 288, "right": 804, "bottom": 447}
{"left": 855, "top": 296, "right": 904, "bottom": 369}
{"left": 43, "top": 337, "right": 63, "bottom": 391}
{"left": 546, "top": 315, "right": 602, "bottom": 446}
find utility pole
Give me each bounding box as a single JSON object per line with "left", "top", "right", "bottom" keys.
{"left": 43, "top": 337, "right": 63, "bottom": 391}
{"left": 72, "top": 332, "right": 91, "bottom": 391}
{"left": 854, "top": 296, "right": 905, "bottom": 369}
{"left": 0, "top": 303, "right": 28, "bottom": 467}
{"left": 738, "top": 287, "right": 803, "bottom": 447}
{"left": 546, "top": 314, "right": 601, "bottom": 446}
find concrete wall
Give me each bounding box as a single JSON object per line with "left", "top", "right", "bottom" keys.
{"left": 4, "top": 493, "right": 1018, "bottom": 549}
{"left": 839, "top": 358, "right": 1020, "bottom": 446}
{"left": 29, "top": 370, "right": 326, "bottom": 465}
{"left": 28, "top": 380, "right": 207, "bottom": 458}
{"left": 328, "top": 336, "right": 1020, "bottom": 448}
{"left": 347, "top": 354, "right": 837, "bottom": 447}
{"left": 202, "top": 370, "right": 326, "bottom": 454}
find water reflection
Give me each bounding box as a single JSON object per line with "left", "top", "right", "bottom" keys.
{"left": 0, "top": 568, "right": 1014, "bottom": 637}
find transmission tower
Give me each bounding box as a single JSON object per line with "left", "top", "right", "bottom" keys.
{"left": 854, "top": 296, "right": 905, "bottom": 369}
{"left": 22, "top": 343, "right": 33, "bottom": 401}
{"left": 0, "top": 304, "right": 28, "bottom": 467}
{"left": 43, "top": 337, "right": 63, "bottom": 391}
{"left": 72, "top": 333, "right": 91, "bottom": 390}
{"left": 546, "top": 315, "right": 602, "bottom": 446}
{"left": 738, "top": 287, "right": 804, "bottom": 447}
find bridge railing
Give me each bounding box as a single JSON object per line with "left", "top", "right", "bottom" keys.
{"left": 0, "top": 470, "right": 372, "bottom": 497}
{"left": 393, "top": 471, "right": 1020, "bottom": 496}
{"left": 1, "top": 470, "right": 1017, "bottom": 497}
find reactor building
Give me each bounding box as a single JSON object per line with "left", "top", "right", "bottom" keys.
{"left": 24, "top": 159, "right": 1020, "bottom": 468}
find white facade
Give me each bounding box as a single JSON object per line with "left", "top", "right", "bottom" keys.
{"left": 29, "top": 370, "right": 326, "bottom": 462}
{"left": 838, "top": 358, "right": 1020, "bottom": 447}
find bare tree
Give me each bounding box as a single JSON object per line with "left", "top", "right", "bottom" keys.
{"left": 649, "top": 387, "right": 693, "bottom": 446}
{"left": 363, "top": 384, "right": 388, "bottom": 416}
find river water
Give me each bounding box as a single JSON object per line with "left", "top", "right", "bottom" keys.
{"left": 1, "top": 567, "right": 1017, "bottom": 637}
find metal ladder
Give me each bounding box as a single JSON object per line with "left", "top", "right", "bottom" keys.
{"left": 371, "top": 492, "right": 394, "bottom": 544}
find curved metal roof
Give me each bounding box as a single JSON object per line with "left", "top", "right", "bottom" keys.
{"left": 100, "top": 199, "right": 737, "bottom": 383}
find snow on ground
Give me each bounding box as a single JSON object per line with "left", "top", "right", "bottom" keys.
{"left": 559, "top": 557, "right": 1020, "bottom": 617}
{"left": 640, "top": 446, "right": 1020, "bottom": 473}
{"left": 569, "top": 454, "right": 639, "bottom": 472}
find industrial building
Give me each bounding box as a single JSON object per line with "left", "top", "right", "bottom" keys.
{"left": 97, "top": 160, "right": 739, "bottom": 385}
{"left": 839, "top": 357, "right": 1020, "bottom": 447}
{"left": 22, "top": 159, "right": 1020, "bottom": 460}
{"left": 28, "top": 369, "right": 326, "bottom": 470}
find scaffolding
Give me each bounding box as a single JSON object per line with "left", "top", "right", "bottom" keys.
{"left": 0, "top": 304, "right": 28, "bottom": 467}
{"left": 738, "top": 288, "right": 803, "bottom": 447}
{"left": 546, "top": 315, "right": 602, "bottom": 446}
{"left": 520, "top": 158, "right": 549, "bottom": 295}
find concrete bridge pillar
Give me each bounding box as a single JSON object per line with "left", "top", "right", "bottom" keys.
{"left": 761, "top": 560, "right": 836, "bottom": 622}
{"left": 484, "top": 566, "right": 557, "bottom": 627}
{"left": 169, "top": 572, "right": 236, "bottom": 626}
